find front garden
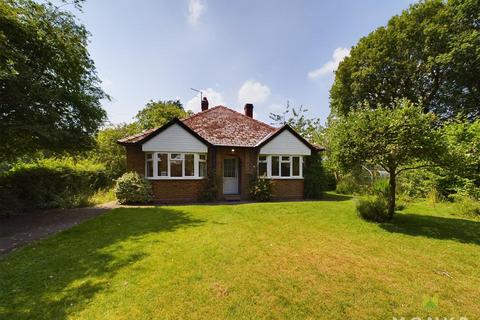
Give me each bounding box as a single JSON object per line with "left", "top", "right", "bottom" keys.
{"left": 1, "top": 198, "right": 479, "bottom": 319}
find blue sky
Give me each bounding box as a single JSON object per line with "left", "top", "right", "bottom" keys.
{"left": 78, "top": 0, "right": 416, "bottom": 125}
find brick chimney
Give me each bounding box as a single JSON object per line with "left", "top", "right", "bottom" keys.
{"left": 201, "top": 97, "right": 209, "bottom": 111}
{"left": 244, "top": 103, "right": 253, "bottom": 118}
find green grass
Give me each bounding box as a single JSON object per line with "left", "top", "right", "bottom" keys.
{"left": 1, "top": 196, "right": 479, "bottom": 319}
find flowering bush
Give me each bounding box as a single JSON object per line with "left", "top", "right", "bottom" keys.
{"left": 249, "top": 175, "right": 273, "bottom": 201}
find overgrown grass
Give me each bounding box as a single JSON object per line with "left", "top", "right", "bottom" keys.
{"left": 1, "top": 198, "right": 479, "bottom": 319}
{"left": 87, "top": 188, "right": 116, "bottom": 206}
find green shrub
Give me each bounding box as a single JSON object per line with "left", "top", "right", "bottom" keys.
{"left": 0, "top": 158, "right": 113, "bottom": 215}
{"left": 356, "top": 196, "right": 390, "bottom": 222}
{"left": 304, "top": 153, "right": 326, "bottom": 199}
{"left": 336, "top": 174, "right": 363, "bottom": 195}
{"left": 395, "top": 201, "right": 407, "bottom": 211}
{"left": 372, "top": 178, "right": 389, "bottom": 198}
{"left": 199, "top": 172, "right": 218, "bottom": 202}
{"left": 115, "top": 172, "right": 153, "bottom": 204}
{"left": 449, "top": 194, "right": 480, "bottom": 217}
{"left": 249, "top": 175, "right": 273, "bottom": 202}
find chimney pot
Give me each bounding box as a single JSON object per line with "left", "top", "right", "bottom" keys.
{"left": 201, "top": 97, "right": 209, "bottom": 111}
{"left": 244, "top": 103, "right": 253, "bottom": 118}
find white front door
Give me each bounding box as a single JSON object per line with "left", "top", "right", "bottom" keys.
{"left": 223, "top": 157, "right": 239, "bottom": 194}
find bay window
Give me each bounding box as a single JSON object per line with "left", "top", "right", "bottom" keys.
{"left": 271, "top": 156, "right": 280, "bottom": 176}
{"left": 170, "top": 153, "right": 183, "bottom": 177}
{"left": 258, "top": 156, "right": 268, "bottom": 176}
{"left": 258, "top": 155, "right": 303, "bottom": 178}
{"left": 157, "top": 153, "right": 168, "bottom": 176}
{"left": 185, "top": 154, "right": 195, "bottom": 177}
{"left": 292, "top": 156, "right": 300, "bottom": 176}
{"left": 281, "top": 156, "right": 291, "bottom": 177}
{"left": 146, "top": 153, "right": 154, "bottom": 178}
{"left": 145, "top": 152, "right": 206, "bottom": 179}
{"left": 199, "top": 154, "right": 207, "bottom": 177}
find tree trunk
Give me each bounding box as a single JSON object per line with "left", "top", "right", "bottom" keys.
{"left": 387, "top": 172, "right": 396, "bottom": 220}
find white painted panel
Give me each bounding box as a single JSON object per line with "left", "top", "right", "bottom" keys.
{"left": 142, "top": 123, "right": 208, "bottom": 152}
{"left": 259, "top": 130, "right": 311, "bottom": 155}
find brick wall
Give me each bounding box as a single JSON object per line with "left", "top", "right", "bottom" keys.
{"left": 150, "top": 179, "right": 204, "bottom": 203}
{"left": 271, "top": 179, "right": 304, "bottom": 200}
{"left": 125, "top": 145, "right": 305, "bottom": 202}
{"left": 125, "top": 145, "right": 144, "bottom": 173}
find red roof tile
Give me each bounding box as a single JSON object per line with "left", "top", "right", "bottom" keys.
{"left": 117, "top": 127, "right": 157, "bottom": 144}
{"left": 118, "top": 106, "right": 278, "bottom": 147}
{"left": 182, "top": 106, "right": 277, "bottom": 147}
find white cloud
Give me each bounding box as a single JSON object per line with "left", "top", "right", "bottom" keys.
{"left": 186, "top": 88, "right": 225, "bottom": 112}
{"left": 188, "top": 0, "right": 206, "bottom": 26}
{"left": 237, "top": 80, "right": 271, "bottom": 106}
{"left": 308, "top": 47, "right": 350, "bottom": 79}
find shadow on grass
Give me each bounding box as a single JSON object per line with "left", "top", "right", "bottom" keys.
{"left": 380, "top": 213, "right": 480, "bottom": 245}
{"left": 321, "top": 193, "right": 353, "bottom": 202}
{"left": 0, "top": 207, "right": 204, "bottom": 320}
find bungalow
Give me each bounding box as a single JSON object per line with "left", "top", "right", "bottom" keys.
{"left": 118, "top": 98, "right": 321, "bottom": 203}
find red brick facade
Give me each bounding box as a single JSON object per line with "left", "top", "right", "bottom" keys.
{"left": 125, "top": 146, "right": 305, "bottom": 203}
{"left": 271, "top": 179, "right": 304, "bottom": 200}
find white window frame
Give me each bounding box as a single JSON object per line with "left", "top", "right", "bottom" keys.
{"left": 258, "top": 155, "right": 268, "bottom": 177}
{"left": 257, "top": 155, "right": 303, "bottom": 179}
{"left": 145, "top": 153, "right": 154, "bottom": 178}
{"left": 145, "top": 152, "right": 207, "bottom": 180}
{"left": 198, "top": 154, "right": 207, "bottom": 177}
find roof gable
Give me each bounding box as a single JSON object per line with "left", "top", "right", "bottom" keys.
{"left": 118, "top": 118, "right": 211, "bottom": 147}
{"left": 142, "top": 121, "right": 208, "bottom": 152}
{"left": 257, "top": 125, "right": 313, "bottom": 155}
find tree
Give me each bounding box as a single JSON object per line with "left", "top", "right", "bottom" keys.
{"left": 329, "top": 99, "right": 444, "bottom": 218}
{"left": 443, "top": 118, "right": 480, "bottom": 181}
{"left": 0, "top": 0, "right": 107, "bottom": 161}
{"left": 269, "top": 101, "right": 323, "bottom": 142}
{"left": 88, "top": 123, "right": 139, "bottom": 177}
{"left": 135, "top": 100, "right": 193, "bottom": 130}
{"left": 330, "top": 0, "right": 480, "bottom": 120}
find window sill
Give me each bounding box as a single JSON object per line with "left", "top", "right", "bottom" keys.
{"left": 145, "top": 177, "right": 206, "bottom": 181}
{"left": 265, "top": 177, "right": 304, "bottom": 180}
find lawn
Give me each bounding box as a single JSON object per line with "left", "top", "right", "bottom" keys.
{"left": 1, "top": 196, "right": 479, "bottom": 319}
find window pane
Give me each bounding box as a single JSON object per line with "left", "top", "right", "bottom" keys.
{"left": 199, "top": 154, "right": 206, "bottom": 161}
{"left": 223, "top": 158, "right": 236, "bottom": 177}
{"left": 281, "top": 156, "right": 290, "bottom": 161}
{"left": 185, "top": 154, "right": 194, "bottom": 176}
{"left": 259, "top": 156, "right": 267, "bottom": 162}
{"left": 170, "top": 160, "right": 182, "bottom": 177}
{"left": 292, "top": 157, "right": 300, "bottom": 176}
{"left": 170, "top": 153, "right": 182, "bottom": 160}
{"left": 157, "top": 153, "right": 168, "bottom": 176}
{"left": 258, "top": 162, "right": 267, "bottom": 176}
{"left": 271, "top": 156, "right": 279, "bottom": 176}
{"left": 199, "top": 162, "right": 207, "bottom": 177}
{"left": 146, "top": 161, "right": 153, "bottom": 177}
{"left": 281, "top": 162, "right": 290, "bottom": 177}
{"left": 146, "top": 153, "right": 153, "bottom": 160}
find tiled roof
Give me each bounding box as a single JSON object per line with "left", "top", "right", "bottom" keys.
{"left": 118, "top": 105, "right": 278, "bottom": 147}
{"left": 182, "top": 106, "right": 277, "bottom": 147}
{"left": 117, "top": 127, "right": 157, "bottom": 144}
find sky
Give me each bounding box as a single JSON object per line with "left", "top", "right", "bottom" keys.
{"left": 77, "top": 0, "right": 416, "bottom": 125}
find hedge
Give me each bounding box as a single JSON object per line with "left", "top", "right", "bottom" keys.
{"left": 0, "top": 158, "right": 114, "bottom": 215}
